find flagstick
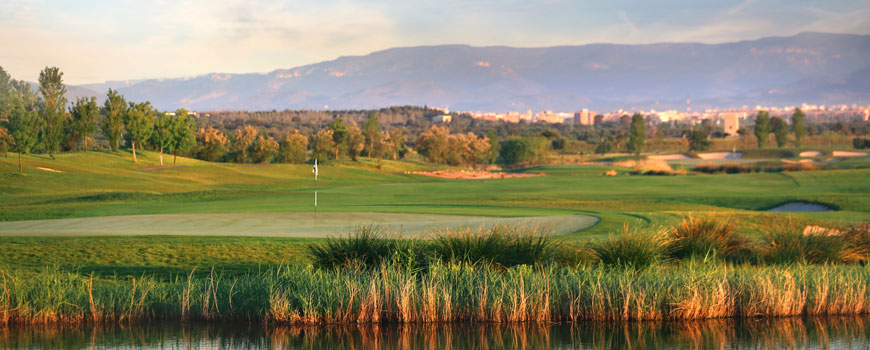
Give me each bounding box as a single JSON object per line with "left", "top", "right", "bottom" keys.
{"left": 314, "top": 174, "right": 318, "bottom": 226}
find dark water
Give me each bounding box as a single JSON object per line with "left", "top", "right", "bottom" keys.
{"left": 3, "top": 317, "right": 870, "bottom": 349}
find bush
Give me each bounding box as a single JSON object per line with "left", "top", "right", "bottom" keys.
{"left": 760, "top": 224, "right": 864, "bottom": 265}
{"left": 666, "top": 217, "right": 751, "bottom": 262}
{"left": 430, "top": 225, "right": 557, "bottom": 267}
{"left": 308, "top": 226, "right": 427, "bottom": 270}
{"left": 592, "top": 227, "right": 667, "bottom": 270}
{"left": 853, "top": 137, "right": 870, "bottom": 149}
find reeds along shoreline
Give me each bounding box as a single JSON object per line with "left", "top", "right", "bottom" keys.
{"left": 3, "top": 263, "right": 870, "bottom": 326}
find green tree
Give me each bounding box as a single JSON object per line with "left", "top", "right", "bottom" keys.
{"left": 388, "top": 129, "right": 405, "bottom": 160}
{"left": 416, "top": 125, "right": 450, "bottom": 164}
{"left": 278, "top": 130, "right": 308, "bottom": 163}
{"left": 101, "top": 89, "right": 127, "bottom": 151}
{"left": 329, "top": 118, "right": 348, "bottom": 159}
{"left": 231, "top": 125, "right": 258, "bottom": 163}
{"left": 362, "top": 113, "right": 380, "bottom": 158}
{"left": 687, "top": 128, "right": 712, "bottom": 152}
{"left": 4, "top": 81, "right": 41, "bottom": 173}
{"left": 627, "top": 113, "right": 645, "bottom": 155}
{"left": 311, "top": 129, "right": 335, "bottom": 160}
{"left": 498, "top": 138, "right": 532, "bottom": 165}
{"left": 124, "top": 101, "right": 156, "bottom": 163}
{"left": 37, "top": 67, "right": 68, "bottom": 158}
{"left": 151, "top": 113, "right": 174, "bottom": 165}
{"left": 168, "top": 109, "right": 195, "bottom": 165}
{"left": 194, "top": 127, "right": 229, "bottom": 162}
{"left": 249, "top": 134, "right": 279, "bottom": 163}
{"left": 487, "top": 129, "right": 499, "bottom": 164}
{"left": 792, "top": 108, "right": 807, "bottom": 148}
{"left": 771, "top": 116, "right": 788, "bottom": 148}
{"left": 346, "top": 122, "right": 364, "bottom": 161}
{"left": 754, "top": 111, "right": 771, "bottom": 149}
{"left": 65, "top": 97, "right": 99, "bottom": 151}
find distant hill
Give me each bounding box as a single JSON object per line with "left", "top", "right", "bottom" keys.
{"left": 69, "top": 32, "right": 870, "bottom": 112}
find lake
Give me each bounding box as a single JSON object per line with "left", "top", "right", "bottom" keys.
{"left": 3, "top": 316, "right": 870, "bottom": 349}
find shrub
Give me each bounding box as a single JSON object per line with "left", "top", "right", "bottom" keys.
{"left": 666, "top": 216, "right": 751, "bottom": 262}
{"left": 308, "top": 226, "right": 426, "bottom": 270}
{"left": 760, "top": 224, "right": 864, "bottom": 265}
{"left": 430, "top": 225, "right": 557, "bottom": 267}
{"left": 592, "top": 227, "right": 667, "bottom": 270}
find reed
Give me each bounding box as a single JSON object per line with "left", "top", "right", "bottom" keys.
{"left": 2, "top": 262, "right": 870, "bottom": 326}
{"left": 591, "top": 226, "right": 667, "bottom": 270}
{"left": 666, "top": 216, "right": 752, "bottom": 262}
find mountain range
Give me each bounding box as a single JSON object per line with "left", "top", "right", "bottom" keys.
{"left": 63, "top": 32, "right": 870, "bottom": 112}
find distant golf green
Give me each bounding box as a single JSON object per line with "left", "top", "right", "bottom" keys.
{"left": 0, "top": 212, "right": 598, "bottom": 237}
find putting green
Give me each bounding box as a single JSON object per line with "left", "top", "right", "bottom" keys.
{"left": 0, "top": 212, "right": 598, "bottom": 238}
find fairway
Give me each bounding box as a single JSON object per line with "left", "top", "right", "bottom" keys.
{"left": 0, "top": 212, "right": 598, "bottom": 237}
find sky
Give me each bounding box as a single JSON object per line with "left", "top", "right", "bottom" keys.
{"left": 1, "top": 0, "right": 868, "bottom": 84}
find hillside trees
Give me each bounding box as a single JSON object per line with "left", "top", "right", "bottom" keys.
{"left": 37, "top": 67, "right": 68, "bottom": 158}
{"left": 627, "top": 113, "right": 645, "bottom": 155}
{"left": 124, "top": 101, "right": 156, "bottom": 163}
{"left": 754, "top": 111, "right": 771, "bottom": 149}
{"left": 771, "top": 116, "right": 788, "bottom": 148}
{"left": 792, "top": 108, "right": 807, "bottom": 148}
{"left": 101, "top": 89, "right": 127, "bottom": 151}
{"left": 65, "top": 97, "right": 99, "bottom": 151}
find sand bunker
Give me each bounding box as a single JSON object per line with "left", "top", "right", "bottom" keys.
{"left": 799, "top": 151, "right": 824, "bottom": 157}
{"left": 409, "top": 170, "right": 542, "bottom": 179}
{"left": 782, "top": 159, "right": 815, "bottom": 164}
{"left": 768, "top": 202, "right": 834, "bottom": 212}
{"left": 36, "top": 167, "right": 63, "bottom": 173}
{"left": 697, "top": 152, "right": 742, "bottom": 160}
{"left": 832, "top": 151, "right": 869, "bottom": 157}
{"left": 648, "top": 154, "right": 691, "bottom": 160}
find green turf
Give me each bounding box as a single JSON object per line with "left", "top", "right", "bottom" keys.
{"left": 0, "top": 212, "right": 598, "bottom": 237}
{"left": 0, "top": 150, "right": 868, "bottom": 275}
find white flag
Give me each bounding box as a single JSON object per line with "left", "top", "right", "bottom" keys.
{"left": 312, "top": 159, "right": 318, "bottom": 179}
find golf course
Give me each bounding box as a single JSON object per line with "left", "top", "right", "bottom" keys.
{"left": 2, "top": 148, "right": 870, "bottom": 325}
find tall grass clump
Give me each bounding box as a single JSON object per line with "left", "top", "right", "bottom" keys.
{"left": 842, "top": 222, "right": 870, "bottom": 261}
{"left": 308, "top": 226, "right": 426, "bottom": 270}
{"left": 760, "top": 223, "right": 865, "bottom": 265}
{"left": 666, "top": 216, "right": 751, "bottom": 262}
{"left": 592, "top": 227, "right": 667, "bottom": 270}
{"left": 430, "top": 225, "right": 558, "bottom": 267}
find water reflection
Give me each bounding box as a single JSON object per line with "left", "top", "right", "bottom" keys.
{"left": 2, "top": 317, "right": 869, "bottom": 349}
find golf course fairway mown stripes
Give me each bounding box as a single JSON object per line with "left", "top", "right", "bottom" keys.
{"left": 0, "top": 212, "right": 598, "bottom": 237}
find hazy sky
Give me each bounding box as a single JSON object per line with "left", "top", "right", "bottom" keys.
{"left": 1, "top": 0, "right": 867, "bottom": 84}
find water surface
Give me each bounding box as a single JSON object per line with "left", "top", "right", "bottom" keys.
{"left": 3, "top": 316, "right": 870, "bottom": 349}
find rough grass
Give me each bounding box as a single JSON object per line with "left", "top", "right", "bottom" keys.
{"left": 309, "top": 225, "right": 559, "bottom": 269}
{"left": 666, "top": 216, "right": 752, "bottom": 262}
{"left": 591, "top": 227, "right": 668, "bottom": 270}
{"left": 4, "top": 263, "right": 870, "bottom": 325}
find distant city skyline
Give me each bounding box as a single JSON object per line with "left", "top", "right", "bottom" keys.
{"left": 1, "top": 0, "right": 868, "bottom": 84}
